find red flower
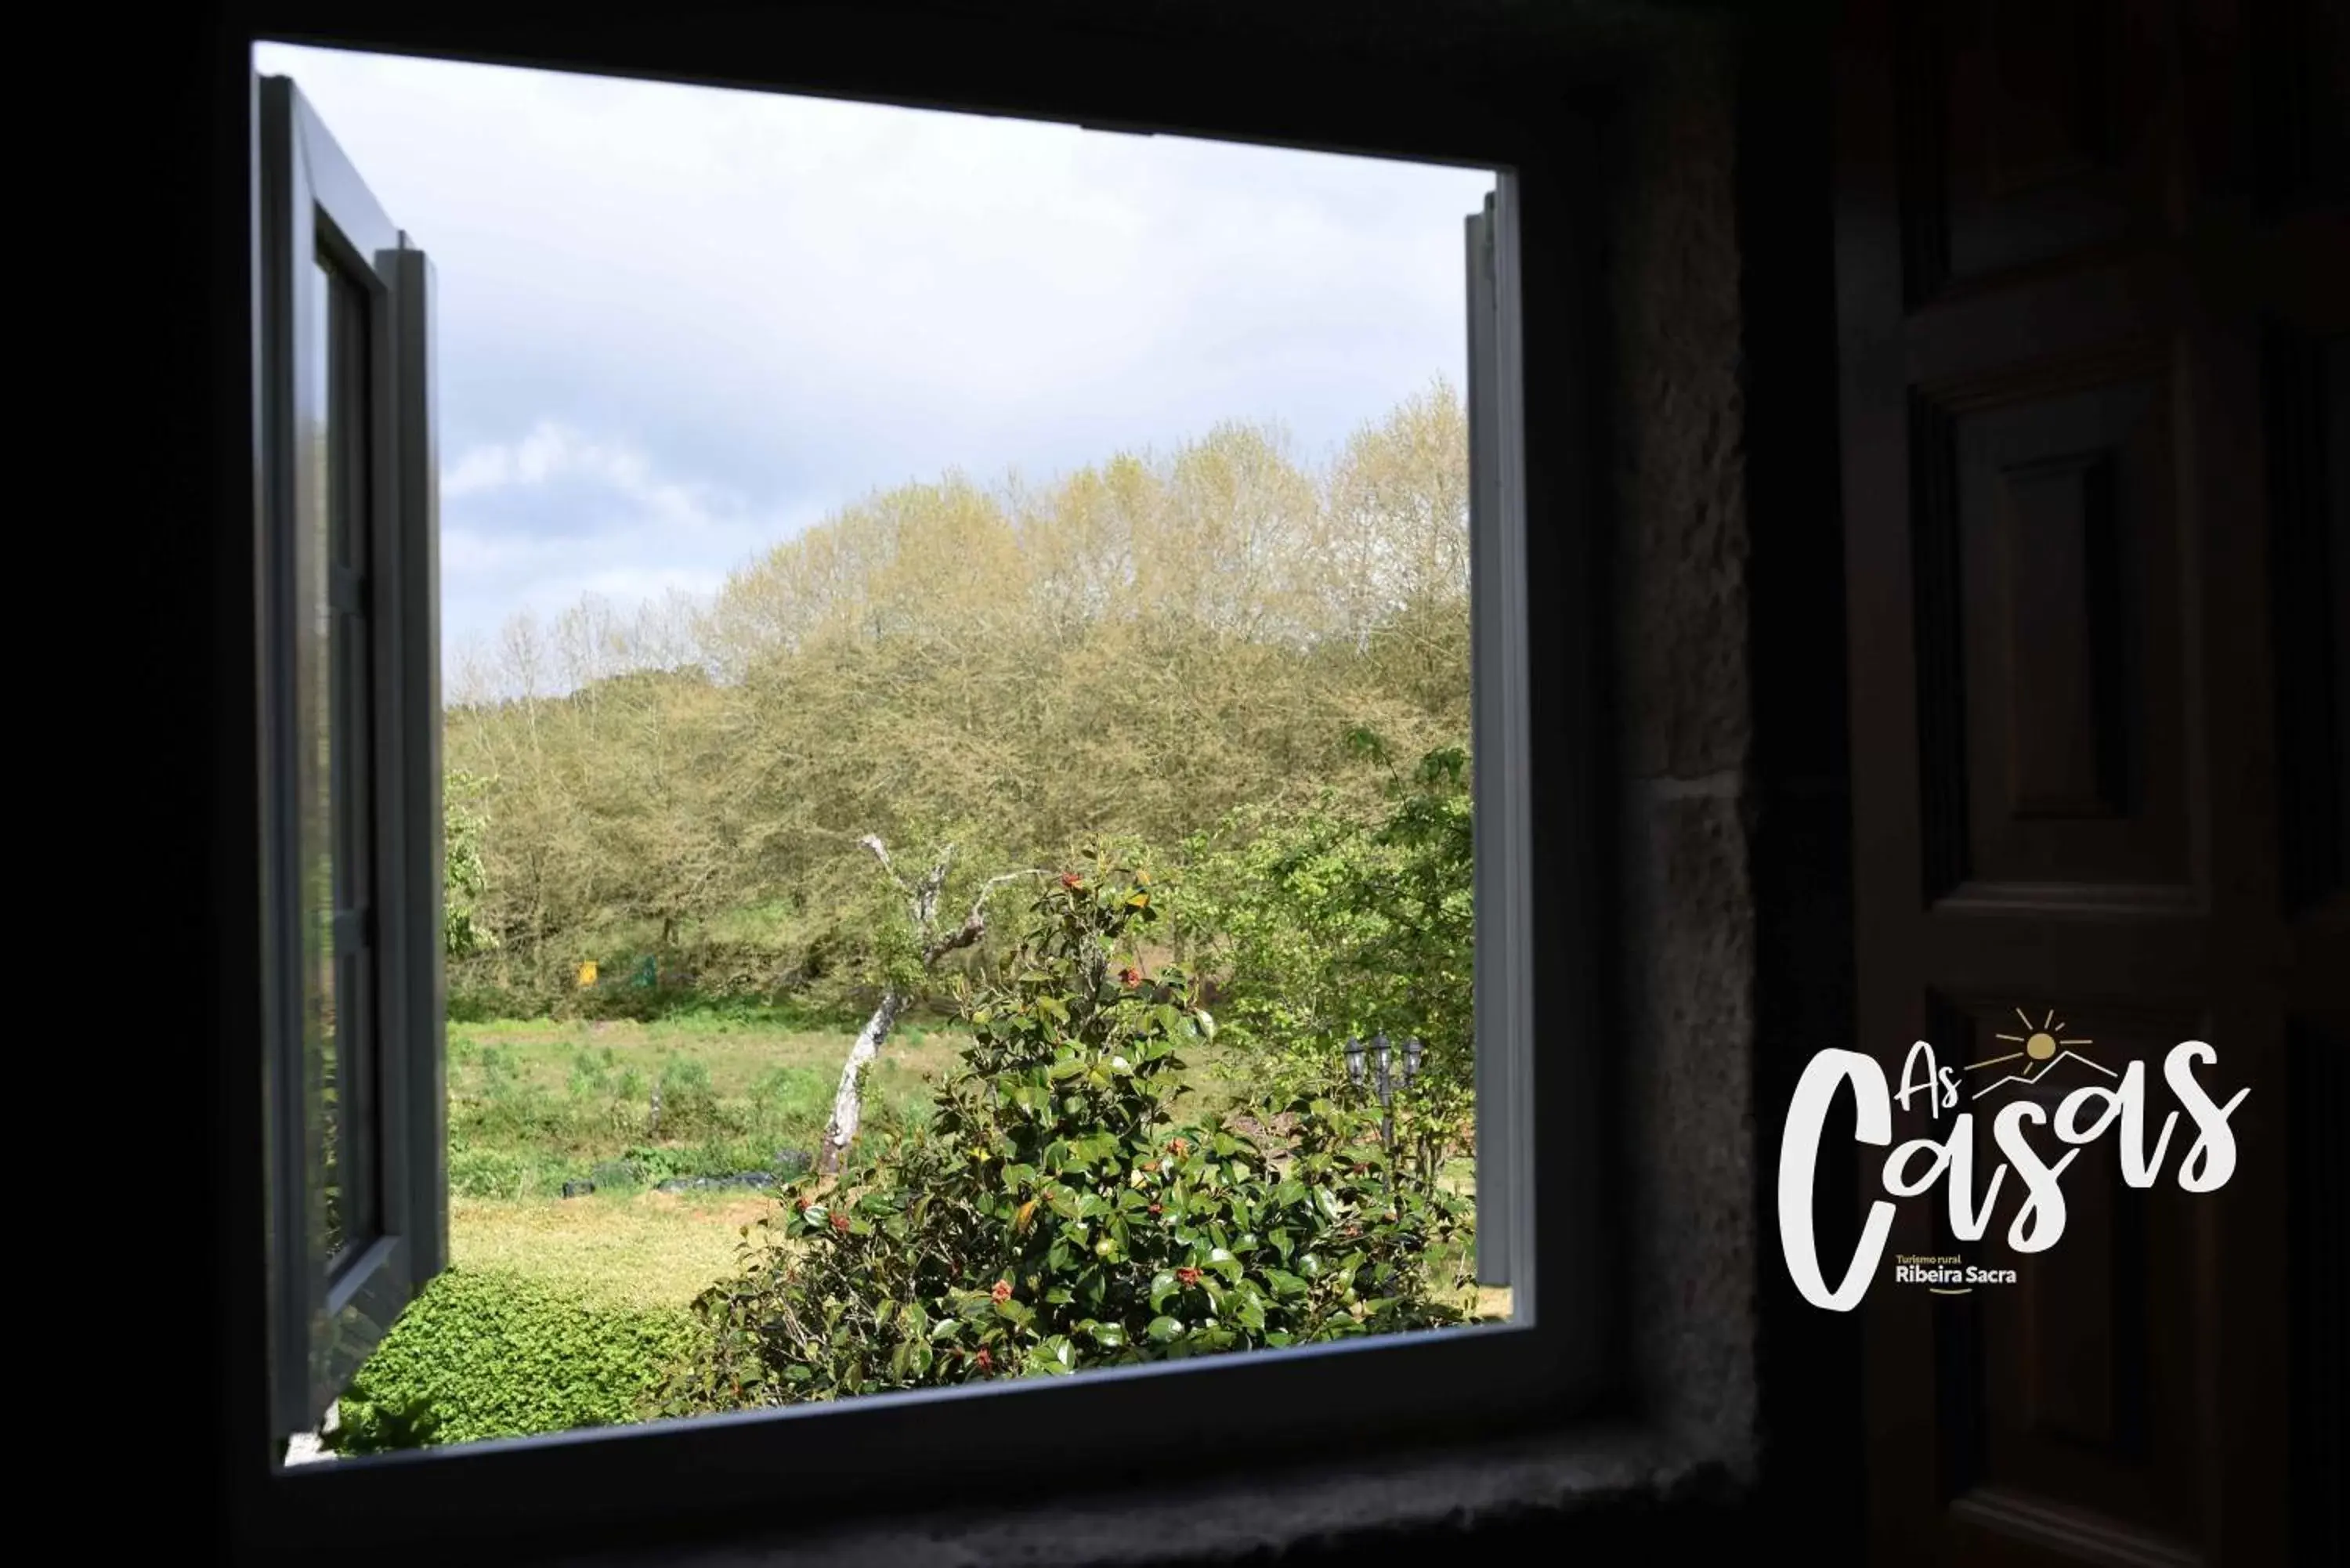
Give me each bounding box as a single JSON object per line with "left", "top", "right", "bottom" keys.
{"left": 1175, "top": 1266, "right": 1202, "bottom": 1286}
{"left": 990, "top": 1280, "right": 1013, "bottom": 1303}
{"left": 974, "top": 1348, "right": 992, "bottom": 1370}
{"left": 1060, "top": 873, "right": 1083, "bottom": 889}
{"left": 794, "top": 1195, "right": 812, "bottom": 1212}
{"left": 830, "top": 1210, "right": 851, "bottom": 1233}
{"left": 1118, "top": 966, "right": 1142, "bottom": 987}
{"left": 1148, "top": 1202, "right": 1162, "bottom": 1216}
{"left": 1168, "top": 1137, "right": 1190, "bottom": 1156}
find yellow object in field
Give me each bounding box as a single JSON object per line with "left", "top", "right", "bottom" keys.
{"left": 577, "top": 960, "right": 598, "bottom": 988}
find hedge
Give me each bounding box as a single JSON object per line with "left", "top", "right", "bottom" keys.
{"left": 330, "top": 1267, "right": 701, "bottom": 1452}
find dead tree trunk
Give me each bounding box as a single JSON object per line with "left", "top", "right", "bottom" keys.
{"left": 816, "top": 837, "right": 1036, "bottom": 1176}
{"left": 819, "top": 986, "right": 906, "bottom": 1176}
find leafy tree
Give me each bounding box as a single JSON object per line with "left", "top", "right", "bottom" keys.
{"left": 443, "top": 769, "right": 497, "bottom": 959}
{"left": 439, "top": 386, "right": 1473, "bottom": 1010}
{"left": 1184, "top": 742, "right": 1477, "bottom": 1185}
{"left": 657, "top": 858, "right": 1477, "bottom": 1411}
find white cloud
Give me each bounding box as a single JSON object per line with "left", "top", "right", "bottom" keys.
{"left": 436, "top": 421, "right": 826, "bottom": 665}
{"left": 443, "top": 421, "right": 707, "bottom": 526}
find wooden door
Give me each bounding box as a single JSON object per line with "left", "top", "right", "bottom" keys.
{"left": 1831, "top": 1, "right": 2345, "bottom": 1563}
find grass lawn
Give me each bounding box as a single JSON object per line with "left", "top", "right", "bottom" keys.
{"left": 446, "top": 1010, "right": 1258, "bottom": 1311}
{"left": 453, "top": 1190, "right": 783, "bottom": 1311}
{"left": 446, "top": 1011, "right": 960, "bottom": 1307}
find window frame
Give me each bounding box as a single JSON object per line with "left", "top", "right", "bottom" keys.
{"left": 256, "top": 70, "right": 447, "bottom": 1444}
{"left": 228, "top": 15, "right": 1613, "bottom": 1563}
{"left": 1467, "top": 184, "right": 1535, "bottom": 1291}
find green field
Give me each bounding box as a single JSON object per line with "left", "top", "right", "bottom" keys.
{"left": 446, "top": 1010, "right": 1257, "bottom": 1312}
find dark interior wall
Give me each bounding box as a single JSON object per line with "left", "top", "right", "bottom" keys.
{"left": 121, "top": 2, "right": 1861, "bottom": 1561}
{"left": 1730, "top": 9, "right": 1866, "bottom": 1563}
{"left": 1600, "top": 15, "right": 1764, "bottom": 1468}
{"left": 1593, "top": 5, "right": 1859, "bottom": 1526}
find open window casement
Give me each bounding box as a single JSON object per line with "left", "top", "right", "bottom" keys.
{"left": 1466, "top": 179, "right": 1531, "bottom": 1294}
{"left": 257, "top": 73, "right": 446, "bottom": 1445}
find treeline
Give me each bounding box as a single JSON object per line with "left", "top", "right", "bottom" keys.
{"left": 444, "top": 381, "right": 1472, "bottom": 1013}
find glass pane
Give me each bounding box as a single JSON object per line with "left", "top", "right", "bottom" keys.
{"left": 332, "top": 257, "right": 375, "bottom": 1258}
{"left": 298, "top": 256, "right": 342, "bottom": 1259}
{"left": 302, "top": 247, "right": 376, "bottom": 1268}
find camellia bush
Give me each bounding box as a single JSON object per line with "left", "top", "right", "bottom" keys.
{"left": 658, "top": 858, "right": 1479, "bottom": 1412}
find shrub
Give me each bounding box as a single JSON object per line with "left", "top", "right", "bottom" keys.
{"left": 443, "top": 769, "right": 497, "bottom": 961}
{"left": 328, "top": 1269, "right": 699, "bottom": 1453}
{"left": 658, "top": 857, "right": 1477, "bottom": 1414}
{"left": 447, "top": 1145, "right": 540, "bottom": 1200}
{"left": 652, "top": 1054, "right": 724, "bottom": 1136}
{"left": 1184, "top": 742, "right": 1476, "bottom": 1182}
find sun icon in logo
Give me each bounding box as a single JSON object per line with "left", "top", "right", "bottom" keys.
{"left": 1964, "top": 1007, "right": 2114, "bottom": 1100}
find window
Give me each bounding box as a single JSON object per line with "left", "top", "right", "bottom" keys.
{"left": 239, "top": 34, "right": 1597, "bottom": 1559}
{"left": 257, "top": 73, "right": 445, "bottom": 1442}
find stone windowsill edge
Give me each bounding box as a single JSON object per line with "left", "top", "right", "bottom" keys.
{"left": 549, "top": 1422, "right": 1737, "bottom": 1568}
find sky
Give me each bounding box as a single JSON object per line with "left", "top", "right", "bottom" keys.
{"left": 253, "top": 42, "right": 1496, "bottom": 671}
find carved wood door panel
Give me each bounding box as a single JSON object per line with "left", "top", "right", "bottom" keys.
{"left": 1831, "top": 1, "right": 2345, "bottom": 1563}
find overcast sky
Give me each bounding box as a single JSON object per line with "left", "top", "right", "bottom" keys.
{"left": 254, "top": 42, "right": 1495, "bottom": 667}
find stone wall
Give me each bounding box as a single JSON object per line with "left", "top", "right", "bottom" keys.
{"left": 1600, "top": 22, "right": 1762, "bottom": 1474}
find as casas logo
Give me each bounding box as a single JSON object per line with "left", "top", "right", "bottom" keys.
{"left": 1775, "top": 1010, "right": 2251, "bottom": 1313}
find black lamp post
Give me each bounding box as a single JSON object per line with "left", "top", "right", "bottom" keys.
{"left": 1344, "top": 1032, "right": 1423, "bottom": 1158}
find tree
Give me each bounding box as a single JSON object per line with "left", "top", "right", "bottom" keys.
{"left": 443, "top": 770, "right": 497, "bottom": 959}
{"left": 439, "top": 388, "right": 1474, "bottom": 1010}
{"left": 815, "top": 836, "right": 1039, "bottom": 1175}
{"left": 1185, "top": 742, "right": 1477, "bottom": 1185}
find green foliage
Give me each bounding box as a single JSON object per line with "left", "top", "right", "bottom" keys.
{"left": 327, "top": 1268, "right": 698, "bottom": 1452}
{"left": 443, "top": 387, "right": 1472, "bottom": 1010}
{"left": 658, "top": 860, "right": 1477, "bottom": 1413}
{"left": 1184, "top": 742, "right": 1477, "bottom": 1180}
{"left": 443, "top": 769, "right": 497, "bottom": 960}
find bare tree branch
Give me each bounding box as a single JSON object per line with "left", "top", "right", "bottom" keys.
{"left": 821, "top": 847, "right": 1045, "bottom": 1174}
{"left": 859, "top": 833, "right": 913, "bottom": 899}
{"left": 922, "top": 867, "right": 1049, "bottom": 964}
{"left": 911, "top": 842, "right": 956, "bottom": 928}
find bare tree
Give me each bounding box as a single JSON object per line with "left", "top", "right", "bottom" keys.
{"left": 817, "top": 836, "right": 1039, "bottom": 1176}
